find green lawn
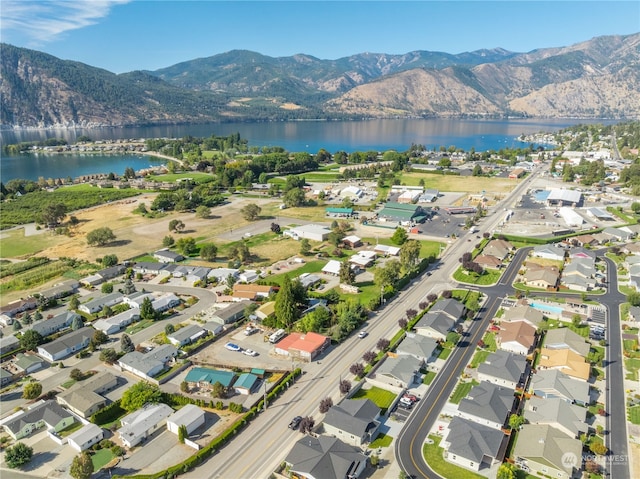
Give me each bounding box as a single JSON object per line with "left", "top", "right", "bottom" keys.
{"left": 625, "top": 358, "right": 640, "bottom": 381}
{"left": 267, "top": 260, "right": 325, "bottom": 285}
{"left": 438, "top": 347, "right": 452, "bottom": 360}
{"left": 369, "top": 433, "right": 393, "bottom": 448}
{"left": 450, "top": 380, "right": 478, "bottom": 404}
{"left": 629, "top": 405, "right": 640, "bottom": 425}
{"left": 482, "top": 332, "right": 497, "bottom": 352}
{"left": 351, "top": 386, "right": 396, "bottom": 413}
{"left": 91, "top": 449, "right": 115, "bottom": 472}
{"left": 125, "top": 319, "right": 155, "bottom": 335}
{"left": 146, "top": 172, "right": 213, "bottom": 183}
{"left": 469, "top": 350, "right": 490, "bottom": 368}
{"left": 423, "top": 371, "right": 437, "bottom": 385}
{"left": 452, "top": 267, "right": 502, "bottom": 285}
{"left": 423, "top": 435, "right": 485, "bottom": 479}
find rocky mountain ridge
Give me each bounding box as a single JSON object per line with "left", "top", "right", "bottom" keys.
{"left": 1, "top": 33, "right": 639, "bottom": 129}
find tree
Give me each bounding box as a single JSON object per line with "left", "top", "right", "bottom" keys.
{"left": 99, "top": 348, "right": 118, "bottom": 364}
{"left": 87, "top": 227, "right": 116, "bottom": 246}
{"left": 23, "top": 381, "right": 42, "bottom": 399}
{"left": 169, "top": 219, "right": 185, "bottom": 233}
{"left": 162, "top": 235, "right": 175, "bottom": 247}
{"left": 38, "top": 202, "right": 67, "bottom": 226}
{"left": 200, "top": 243, "right": 218, "bottom": 261}
{"left": 22, "top": 313, "right": 32, "bottom": 325}
{"left": 508, "top": 414, "right": 525, "bottom": 430}
{"left": 377, "top": 338, "right": 390, "bottom": 351}
{"left": 140, "top": 297, "right": 157, "bottom": 320}
{"left": 275, "top": 275, "right": 298, "bottom": 330}
{"left": 165, "top": 324, "right": 175, "bottom": 335}
{"left": 180, "top": 380, "right": 189, "bottom": 393}
{"left": 349, "top": 362, "right": 365, "bottom": 378}
{"left": 91, "top": 330, "right": 109, "bottom": 347}
{"left": 339, "top": 379, "right": 352, "bottom": 395}
{"left": 589, "top": 441, "right": 608, "bottom": 456}
{"left": 299, "top": 416, "right": 315, "bottom": 434}
{"left": 627, "top": 291, "right": 640, "bottom": 307}
{"left": 229, "top": 241, "right": 251, "bottom": 263}
{"left": 283, "top": 187, "right": 306, "bottom": 207}
{"left": 101, "top": 282, "right": 114, "bottom": 294}
{"left": 571, "top": 314, "right": 582, "bottom": 327}
{"left": 102, "top": 254, "right": 118, "bottom": 267}
{"left": 176, "top": 237, "right": 197, "bottom": 255}
{"left": 120, "top": 334, "right": 135, "bottom": 353}
{"left": 497, "top": 463, "right": 516, "bottom": 479}
{"left": 472, "top": 164, "right": 483, "bottom": 176}
{"left": 339, "top": 260, "right": 355, "bottom": 285}
{"left": 71, "top": 315, "right": 84, "bottom": 330}
{"left": 33, "top": 310, "right": 43, "bottom": 322}
{"left": 195, "top": 205, "right": 211, "bottom": 219}
{"left": 241, "top": 203, "right": 262, "bottom": 221}
{"left": 122, "top": 278, "right": 136, "bottom": 295}
{"left": 374, "top": 260, "right": 401, "bottom": 288}
{"left": 178, "top": 424, "right": 188, "bottom": 444}
{"left": 69, "top": 368, "right": 83, "bottom": 381}
{"left": 270, "top": 223, "right": 281, "bottom": 234}
{"left": 69, "top": 295, "right": 80, "bottom": 311}
{"left": 319, "top": 397, "right": 333, "bottom": 413}
{"left": 631, "top": 202, "right": 640, "bottom": 214}
{"left": 299, "top": 238, "right": 311, "bottom": 255}
{"left": 400, "top": 240, "right": 421, "bottom": 269}
{"left": 363, "top": 350, "right": 377, "bottom": 364}
{"left": 19, "top": 329, "right": 42, "bottom": 350}
{"left": 121, "top": 382, "right": 163, "bottom": 411}
{"left": 398, "top": 318, "right": 408, "bottom": 329}
{"left": 4, "top": 442, "right": 33, "bottom": 469}
{"left": 211, "top": 381, "right": 226, "bottom": 398}
{"left": 12, "top": 320, "right": 22, "bottom": 331}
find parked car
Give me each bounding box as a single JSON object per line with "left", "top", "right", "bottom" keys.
{"left": 289, "top": 416, "right": 302, "bottom": 429}
{"left": 358, "top": 331, "right": 368, "bottom": 339}
{"left": 243, "top": 349, "right": 258, "bottom": 357}
{"left": 245, "top": 326, "right": 259, "bottom": 336}
{"left": 398, "top": 398, "right": 413, "bottom": 409}
{"left": 403, "top": 393, "right": 418, "bottom": 403}
{"left": 225, "top": 342, "right": 241, "bottom": 352}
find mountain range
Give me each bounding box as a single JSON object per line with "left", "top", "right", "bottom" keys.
{"left": 1, "top": 33, "right": 639, "bottom": 129}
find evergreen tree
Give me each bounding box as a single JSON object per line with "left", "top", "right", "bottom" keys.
{"left": 275, "top": 275, "right": 298, "bottom": 330}
{"left": 122, "top": 278, "right": 136, "bottom": 295}
{"left": 339, "top": 261, "right": 355, "bottom": 285}
{"left": 140, "top": 297, "right": 156, "bottom": 320}
{"left": 70, "top": 315, "right": 84, "bottom": 330}
{"left": 120, "top": 334, "right": 135, "bottom": 353}
{"left": 4, "top": 442, "right": 33, "bottom": 469}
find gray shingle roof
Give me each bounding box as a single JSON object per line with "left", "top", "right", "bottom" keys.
{"left": 530, "top": 369, "right": 590, "bottom": 404}
{"left": 286, "top": 435, "right": 367, "bottom": 479}
{"left": 478, "top": 350, "right": 527, "bottom": 385}
{"left": 544, "top": 328, "right": 590, "bottom": 357}
{"left": 513, "top": 424, "right": 582, "bottom": 474}
{"left": 4, "top": 400, "right": 73, "bottom": 435}
{"left": 458, "top": 382, "right": 514, "bottom": 426}
{"left": 396, "top": 333, "right": 439, "bottom": 360}
{"left": 376, "top": 355, "right": 421, "bottom": 386}
{"left": 524, "top": 397, "right": 587, "bottom": 437}
{"left": 430, "top": 298, "right": 464, "bottom": 320}
{"left": 445, "top": 416, "right": 506, "bottom": 463}
{"left": 323, "top": 399, "right": 380, "bottom": 439}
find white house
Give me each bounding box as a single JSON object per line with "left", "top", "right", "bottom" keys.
{"left": 321, "top": 260, "right": 342, "bottom": 276}
{"left": 93, "top": 308, "right": 140, "bottom": 335}
{"left": 36, "top": 327, "right": 93, "bottom": 361}
{"left": 119, "top": 403, "right": 174, "bottom": 448}
{"left": 284, "top": 224, "right": 331, "bottom": 242}
{"left": 531, "top": 245, "right": 565, "bottom": 262}
{"left": 118, "top": 344, "right": 178, "bottom": 379}
{"left": 67, "top": 423, "right": 104, "bottom": 452}
{"left": 167, "top": 324, "right": 207, "bottom": 347}
{"left": 167, "top": 404, "right": 206, "bottom": 436}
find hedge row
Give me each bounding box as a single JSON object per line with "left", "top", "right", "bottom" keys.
{"left": 90, "top": 399, "right": 124, "bottom": 426}
{"left": 113, "top": 369, "right": 302, "bottom": 479}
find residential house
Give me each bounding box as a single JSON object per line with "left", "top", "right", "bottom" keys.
{"left": 538, "top": 348, "right": 590, "bottom": 381}
{"left": 0, "top": 298, "right": 37, "bottom": 319}
{"left": 36, "top": 327, "right": 93, "bottom": 361}
{"left": 255, "top": 301, "right": 275, "bottom": 321}
{"left": 430, "top": 298, "right": 465, "bottom": 320}
{"left": 374, "top": 355, "right": 422, "bottom": 389}
{"left": 151, "top": 293, "right": 180, "bottom": 312}
{"left": 167, "top": 404, "right": 205, "bottom": 436}
{"left": 153, "top": 250, "right": 185, "bottom": 263}
{"left": 622, "top": 242, "right": 640, "bottom": 256}
{"left": 232, "top": 283, "right": 275, "bottom": 300}
{"left": 0, "top": 335, "right": 21, "bottom": 356}
{"left": 395, "top": 333, "right": 439, "bottom": 363}
{"left": 167, "top": 324, "right": 207, "bottom": 347}
{"left": 132, "top": 262, "right": 167, "bottom": 275}
{"left": 321, "top": 259, "right": 342, "bottom": 276}
{"left": 57, "top": 372, "right": 118, "bottom": 418}
{"left": 441, "top": 416, "right": 507, "bottom": 472}
{"left": 1, "top": 369, "right": 15, "bottom": 387}
{"left": 524, "top": 397, "right": 588, "bottom": 439}
{"left": 477, "top": 350, "right": 528, "bottom": 390}
{"left": 349, "top": 251, "right": 377, "bottom": 268}
{"left": 238, "top": 270, "right": 259, "bottom": 283}
{"left": 234, "top": 373, "right": 259, "bottom": 395}
{"left": 123, "top": 291, "right": 155, "bottom": 308}
{"left": 496, "top": 321, "right": 537, "bottom": 355}
{"left": 78, "top": 292, "right": 124, "bottom": 315}
{"left": 530, "top": 369, "right": 590, "bottom": 406}
{"left": 373, "top": 244, "right": 401, "bottom": 256}
{"left": 474, "top": 254, "right": 503, "bottom": 269}
{"left": 96, "top": 265, "right": 126, "bottom": 281}
{"left": 562, "top": 259, "right": 597, "bottom": 291}
{"left": 4, "top": 400, "right": 76, "bottom": 440}
{"left": 284, "top": 224, "right": 331, "bottom": 242}
{"left": 209, "top": 301, "right": 250, "bottom": 325}
{"left": 118, "top": 403, "right": 174, "bottom": 448}
{"left": 414, "top": 311, "right": 456, "bottom": 340}
{"left": 273, "top": 332, "right": 330, "bottom": 362}
{"left": 285, "top": 435, "right": 368, "bottom": 479}
{"left": 513, "top": 424, "right": 582, "bottom": 479}
{"left": 571, "top": 234, "right": 599, "bottom": 247}
{"left": 13, "top": 353, "right": 45, "bottom": 374}
{"left": 184, "top": 367, "right": 235, "bottom": 391}
{"left": 568, "top": 248, "right": 597, "bottom": 261}
{"left": 342, "top": 235, "right": 362, "bottom": 248}
{"left": 93, "top": 308, "right": 140, "bottom": 334}
{"left": 67, "top": 423, "right": 104, "bottom": 452}
{"left": 523, "top": 267, "right": 559, "bottom": 290}
{"left": 502, "top": 306, "right": 544, "bottom": 329}
{"left": 31, "top": 311, "right": 77, "bottom": 337}
{"left": 38, "top": 280, "right": 79, "bottom": 301}
{"left": 457, "top": 382, "right": 515, "bottom": 430}
{"left": 118, "top": 344, "right": 178, "bottom": 379}
{"left": 298, "top": 273, "right": 322, "bottom": 289}
{"left": 602, "top": 226, "right": 635, "bottom": 242}
{"left": 323, "top": 399, "right": 381, "bottom": 446}
{"left": 206, "top": 268, "right": 239, "bottom": 284}
{"left": 483, "top": 239, "right": 514, "bottom": 260}
{"left": 544, "top": 328, "right": 590, "bottom": 357}
{"left": 628, "top": 306, "right": 640, "bottom": 322}
{"left": 531, "top": 244, "right": 566, "bottom": 262}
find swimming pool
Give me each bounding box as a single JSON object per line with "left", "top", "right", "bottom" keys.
{"left": 529, "top": 302, "right": 564, "bottom": 314}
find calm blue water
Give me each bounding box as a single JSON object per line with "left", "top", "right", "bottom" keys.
{"left": 0, "top": 118, "right": 614, "bottom": 182}
{"left": 529, "top": 302, "right": 564, "bottom": 314}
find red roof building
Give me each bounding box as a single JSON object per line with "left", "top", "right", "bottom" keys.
{"left": 274, "top": 332, "right": 330, "bottom": 361}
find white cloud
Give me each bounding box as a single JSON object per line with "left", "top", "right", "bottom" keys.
{"left": 1, "top": 0, "right": 131, "bottom": 45}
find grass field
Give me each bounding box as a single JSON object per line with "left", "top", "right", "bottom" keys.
{"left": 0, "top": 228, "right": 66, "bottom": 258}
{"left": 423, "top": 435, "right": 485, "bottom": 479}
{"left": 146, "top": 172, "right": 214, "bottom": 183}
{"left": 450, "top": 380, "right": 478, "bottom": 404}
{"left": 92, "top": 449, "right": 115, "bottom": 472}
{"left": 400, "top": 172, "right": 518, "bottom": 194}
{"left": 453, "top": 267, "right": 501, "bottom": 285}
{"left": 351, "top": 386, "right": 397, "bottom": 413}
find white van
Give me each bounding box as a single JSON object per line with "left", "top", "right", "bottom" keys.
{"left": 269, "top": 328, "right": 286, "bottom": 343}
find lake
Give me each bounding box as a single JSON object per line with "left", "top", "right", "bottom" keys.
{"left": 0, "top": 118, "right": 612, "bottom": 182}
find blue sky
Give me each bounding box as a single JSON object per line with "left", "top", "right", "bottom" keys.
{"left": 1, "top": 1, "right": 638, "bottom": 74}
